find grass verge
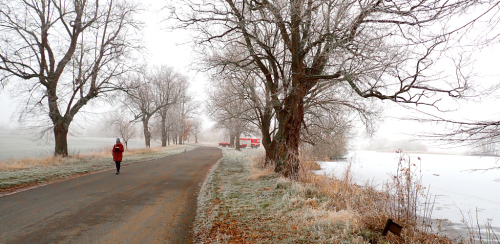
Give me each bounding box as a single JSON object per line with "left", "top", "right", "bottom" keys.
{"left": 194, "top": 148, "right": 367, "bottom": 243}
{"left": 0, "top": 144, "right": 196, "bottom": 193}
{"left": 193, "top": 148, "right": 460, "bottom": 244}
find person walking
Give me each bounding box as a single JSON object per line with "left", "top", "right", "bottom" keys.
{"left": 112, "top": 138, "right": 125, "bottom": 175}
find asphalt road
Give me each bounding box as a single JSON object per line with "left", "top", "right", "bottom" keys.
{"left": 0, "top": 146, "right": 222, "bottom": 244}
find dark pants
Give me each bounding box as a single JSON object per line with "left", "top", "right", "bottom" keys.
{"left": 115, "top": 161, "right": 121, "bottom": 172}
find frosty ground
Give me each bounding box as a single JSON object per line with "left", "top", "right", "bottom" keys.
{"left": 194, "top": 147, "right": 370, "bottom": 243}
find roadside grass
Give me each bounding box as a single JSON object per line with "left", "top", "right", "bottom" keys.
{"left": 194, "top": 148, "right": 456, "bottom": 244}
{"left": 0, "top": 144, "right": 195, "bottom": 191}
{"left": 194, "top": 148, "right": 367, "bottom": 243}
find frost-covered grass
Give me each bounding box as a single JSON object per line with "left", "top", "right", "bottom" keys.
{"left": 193, "top": 147, "right": 466, "bottom": 243}
{"left": 0, "top": 145, "right": 195, "bottom": 190}
{"left": 193, "top": 148, "right": 366, "bottom": 243}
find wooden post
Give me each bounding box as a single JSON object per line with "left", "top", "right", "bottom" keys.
{"left": 382, "top": 219, "right": 403, "bottom": 237}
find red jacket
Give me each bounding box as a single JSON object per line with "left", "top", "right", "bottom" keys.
{"left": 112, "top": 143, "right": 125, "bottom": 161}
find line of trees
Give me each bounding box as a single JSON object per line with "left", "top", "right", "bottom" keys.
{"left": 169, "top": 0, "right": 499, "bottom": 179}
{"left": 124, "top": 65, "right": 184, "bottom": 147}
{"left": 107, "top": 64, "right": 200, "bottom": 148}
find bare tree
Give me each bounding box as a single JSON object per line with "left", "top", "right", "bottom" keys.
{"left": 163, "top": 106, "right": 178, "bottom": 145}
{"left": 153, "top": 65, "right": 186, "bottom": 147}
{"left": 126, "top": 65, "right": 192, "bottom": 147}
{"left": 207, "top": 50, "right": 376, "bottom": 161}
{"left": 201, "top": 45, "right": 277, "bottom": 155}
{"left": 301, "top": 106, "right": 353, "bottom": 160}
{"left": 116, "top": 120, "right": 136, "bottom": 150}
{"left": 168, "top": 106, "right": 181, "bottom": 145}
{"left": 125, "top": 65, "right": 183, "bottom": 147}
{"left": 207, "top": 76, "right": 259, "bottom": 150}
{"left": 191, "top": 118, "right": 202, "bottom": 143}
{"left": 177, "top": 94, "right": 198, "bottom": 144}
{"left": 0, "top": 0, "right": 142, "bottom": 156}
{"left": 125, "top": 71, "right": 154, "bottom": 147}
{"left": 170, "top": 0, "right": 496, "bottom": 179}
{"left": 104, "top": 112, "right": 137, "bottom": 149}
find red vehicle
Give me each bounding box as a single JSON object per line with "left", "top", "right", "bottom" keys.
{"left": 218, "top": 142, "right": 230, "bottom": 147}
{"left": 218, "top": 138, "right": 261, "bottom": 148}
{"left": 239, "top": 138, "right": 260, "bottom": 149}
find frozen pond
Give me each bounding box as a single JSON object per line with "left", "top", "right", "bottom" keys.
{"left": 315, "top": 150, "right": 500, "bottom": 239}
{"left": 0, "top": 135, "right": 159, "bottom": 161}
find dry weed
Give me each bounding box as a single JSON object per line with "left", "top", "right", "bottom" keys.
{"left": 460, "top": 208, "right": 500, "bottom": 244}
{"left": 248, "top": 154, "right": 275, "bottom": 180}
{"left": 301, "top": 160, "right": 321, "bottom": 171}
{"left": 296, "top": 150, "right": 455, "bottom": 244}
{"left": 0, "top": 156, "right": 64, "bottom": 170}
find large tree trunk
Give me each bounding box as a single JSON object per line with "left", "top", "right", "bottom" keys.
{"left": 273, "top": 1, "right": 307, "bottom": 179}
{"left": 48, "top": 86, "right": 73, "bottom": 157}
{"left": 161, "top": 112, "right": 167, "bottom": 147}
{"left": 273, "top": 2, "right": 304, "bottom": 179}
{"left": 274, "top": 94, "right": 304, "bottom": 179}
{"left": 260, "top": 112, "right": 275, "bottom": 166}
{"left": 54, "top": 122, "right": 69, "bottom": 157}
{"left": 229, "top": 133, "right": 235, "bottom": 147}
{"left": 235, "top": 134, "right": 241, "bottom": 151}
{"left": 142, "top": 117, "right": 151, "bottom": 148}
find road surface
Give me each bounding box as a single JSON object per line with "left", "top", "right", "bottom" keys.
{"left": 0, "top": 146, "right": 222, "bottom": 244}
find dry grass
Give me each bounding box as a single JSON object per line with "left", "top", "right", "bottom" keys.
{"left": 248, "top": 154, "right": 275, "bottom": 180}
{"left": 0, "top": 145, "right": 185, "bottom": 170}
{"left": 0, "top": 156, "right": 64, "bottom": 170}
{"left": 295, "top": 151, "right": 454, "bottom": 244}
{"left": 301, "top": 159, "right": 322, "bottom": 171}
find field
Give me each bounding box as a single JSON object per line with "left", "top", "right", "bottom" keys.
{"left": 0, "top": 135, "right": 157, "bottom": 161}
